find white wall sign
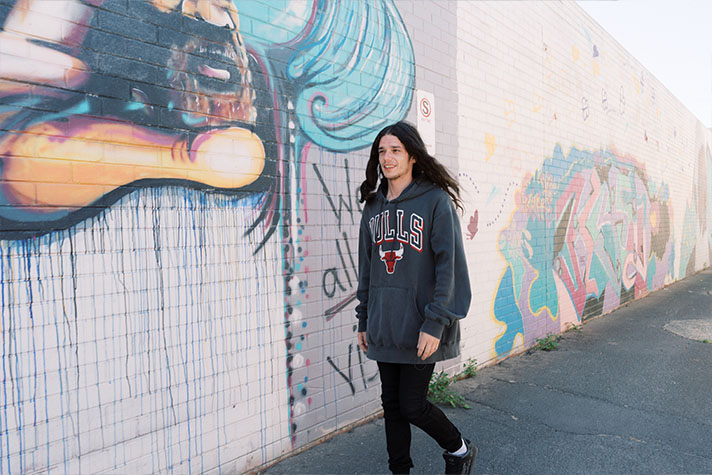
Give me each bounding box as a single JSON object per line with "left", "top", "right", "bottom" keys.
{"left": 416, "top": 89, "right": 436, "bottom": 155}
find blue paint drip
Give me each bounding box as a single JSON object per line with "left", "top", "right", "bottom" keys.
{"left": 191, "top": 194, "right": 203, "bottom": 473}
{"left": 47, "top": 238, "right": 69, "bottom": 473}
{"left": 181, "top": 193, "right": 193, "bottom": 475}
{"left": 22, "top": 241, "right": 39, "bottom": 470}
{"left": 11, "top": 247, "right": 25, "bottom": 474}
{"left": 110, "top": 224, "right": 118, "bottom": 471}
{"left": 1, "top": 246, "right": 9, "bottom": 475}
{"left": 35, "top": 243, "right": 51, "bottom": 470}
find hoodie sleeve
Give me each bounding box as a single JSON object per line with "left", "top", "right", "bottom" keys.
{"left": 355, "top": 211, "right": 372, "bottom": 332}
{"left": 420, "top": 194, "right": 472, "bottom": 339}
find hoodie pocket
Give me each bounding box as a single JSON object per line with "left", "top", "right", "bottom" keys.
{"left": 367, "top": 286, "right": 422, "bottom": 350}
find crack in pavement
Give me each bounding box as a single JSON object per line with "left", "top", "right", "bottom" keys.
{"left": 462, "top": 379, "right": 712, "bottom": 463}
{"left": 481, "top": 376, "right": 712, "bottom": 430}
{"left": 465, "top": 399, "right": 712, "bottom": 463}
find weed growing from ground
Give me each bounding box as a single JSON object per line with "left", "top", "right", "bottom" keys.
{"left": 459, "top": 358, "right": 478, "bottom": 379}
{"left": 427, "top": 358, "right": 478, "bottom": 409}
{"left": 535, "top": 334, "right": 561, "bottom": 351}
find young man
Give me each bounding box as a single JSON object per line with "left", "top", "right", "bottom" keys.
{"left": 356, "top": 121, "right": 475, "bottom": 474}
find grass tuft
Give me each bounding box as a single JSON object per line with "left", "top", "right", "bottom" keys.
{"left": 534, "top": 334, "right": 561, "bottom": 351}
{"left": 427, "top": 358, "right": 477, "bottom": 409}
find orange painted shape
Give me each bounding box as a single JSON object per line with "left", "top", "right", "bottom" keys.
{"left": 150, "top": 0, "right": 183, "bottom": 12}
{"left": 8, "top": 157, "right": 73, "bottom": 183}
{"left": 73, "top": 162, "right": 140, "bottom": 186}
{"left": 1, "top": 118, "right": 265, "bottom": 209}
{"left": 1, "top": 181, "right": 35, "bottom": 205}
{"left": 34, "top": 182, "right": 107, "bottom": 208}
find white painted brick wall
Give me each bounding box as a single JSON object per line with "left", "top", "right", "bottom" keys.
{"left": 0, "top": 1, "right": 709, "bottom": 473}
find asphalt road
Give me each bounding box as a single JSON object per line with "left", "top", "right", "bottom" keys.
{"left": 261, "top": 268, "right": 712, "bottom": 474}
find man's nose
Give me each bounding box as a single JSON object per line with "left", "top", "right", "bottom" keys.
{"left": 181, "top": 0, "right": 237, "bottom": 29}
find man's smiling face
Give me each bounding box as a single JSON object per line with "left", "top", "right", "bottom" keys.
{"left": 378, "top": 134, "right": 415, "bottom": 184}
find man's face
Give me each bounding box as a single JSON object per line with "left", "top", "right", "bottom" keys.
{"left": 378, "top": 134, "right": 415, "bottom": 183}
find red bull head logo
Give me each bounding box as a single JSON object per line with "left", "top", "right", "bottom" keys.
{"left": 379, "top": 243, "right": 404, "bottom": 274}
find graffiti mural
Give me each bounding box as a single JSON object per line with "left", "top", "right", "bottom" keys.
{"left": 493, "top": 145, "right": 674, "bottom": 357}
{"left": 678, "top": 126, "right": 712, "bottom": 278}
{"left": 0, "top": 0, "right": 414, "bottom": 472}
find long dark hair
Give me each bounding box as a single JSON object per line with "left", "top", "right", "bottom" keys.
{"left": 359, "top": 121, "right": 463, "bottom": 211}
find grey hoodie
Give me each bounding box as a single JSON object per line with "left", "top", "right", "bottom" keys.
{"left": 356, "top": 178, "right": 471, "bottom": 364}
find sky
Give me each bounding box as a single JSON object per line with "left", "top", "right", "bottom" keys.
{"left": 577, "top": 0, "right": 712, "bottom": 127}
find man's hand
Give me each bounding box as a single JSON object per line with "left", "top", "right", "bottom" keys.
{"left": 357, "top": 332, "right": 368, "bottom": 353}
{"left": 417, "top": 332, "right": 440, "bottom": 360}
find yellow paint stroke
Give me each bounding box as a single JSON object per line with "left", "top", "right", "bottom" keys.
{"left": 485, "top": 133, "right": 497, "bottom": 161}
{"left": 593, "top": 61, "right": 600, "bottom": 76}
{"left": 504, "top": 99, "right": 516, "bottom": 126}
{"left": 572, "top": 44, "right": 580, "bottom": 62}
{"left": 533, "top": 94, "right": 543, "bottom": 113}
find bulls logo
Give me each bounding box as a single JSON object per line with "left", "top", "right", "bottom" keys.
{"left": 379, "top": 243, "right": 404, "bottom": 274}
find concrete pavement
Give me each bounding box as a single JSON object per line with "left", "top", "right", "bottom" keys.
{"left": 259, "top": 268, "right": 712, "bottom": 474}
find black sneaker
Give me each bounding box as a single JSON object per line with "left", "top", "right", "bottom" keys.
{"left": 442, "top": 439, "right": 477, "bottom": 474}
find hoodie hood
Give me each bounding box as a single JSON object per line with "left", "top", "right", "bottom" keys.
{"left": 376, "top": 177, "right": 437, "bottom": 204}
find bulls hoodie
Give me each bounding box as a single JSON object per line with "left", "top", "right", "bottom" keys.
{"left": 356, "top": 178, "right": 471, "bottom": 364}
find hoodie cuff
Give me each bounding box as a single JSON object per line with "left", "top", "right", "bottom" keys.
{"left": 420, "top": 319, "right": 445, "bottom": 340}
{"left": 357, "top": 318, "right": 367, "bottom": 332}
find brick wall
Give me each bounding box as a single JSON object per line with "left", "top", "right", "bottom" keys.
{"left": 0, "top": 0, "right": 709, "bottom": 473}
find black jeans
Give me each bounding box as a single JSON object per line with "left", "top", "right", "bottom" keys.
{"left": 377, "top": 361, "right": 463, "bottom": 474}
